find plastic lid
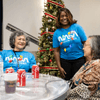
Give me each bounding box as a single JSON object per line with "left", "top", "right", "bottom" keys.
{"left": 3, "top": 73, "right": 17, "bottom": 81}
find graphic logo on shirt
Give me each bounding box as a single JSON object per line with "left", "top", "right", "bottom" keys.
{"left": 5, "top": 57, "right": 29, "bottom": 63}
{"left": 58, "top": 31, "right": 78, "bottom": 42}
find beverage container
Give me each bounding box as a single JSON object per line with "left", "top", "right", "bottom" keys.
{"left": 17, "top": 69, "right": 26, "bottom": 87}
{"left": 6, "top": 68, "right": 14, "bottom": 73}
{"left": 4, "top": 73, "right": 17, "bottom": 93}
{"left": 32, "top": 65, "right": 39, "bottom": 79}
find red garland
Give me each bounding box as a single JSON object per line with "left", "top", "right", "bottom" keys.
{"left": 47, "top": 0, "right": 64, "bottom": 8}
{"left": 39, "top": 49, "right": 53, "bottom": 52}
{"left": 39, "top": 50, "right": 46, "bottom": 52}
{"left": 40, "top": 66, "right": 58, "bottom": 70}
{"left": 45, "top": 13, "right": 56, "bottom": 19}
{"left": 41, "top": 31, "right": 54, "bottom": 36}
{"left": 49, "top": 49, "right": 53, "bottom": 51}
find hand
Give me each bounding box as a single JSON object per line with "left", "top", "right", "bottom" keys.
{"left": 59, "top": 67, "right": 66, "bottom": 78}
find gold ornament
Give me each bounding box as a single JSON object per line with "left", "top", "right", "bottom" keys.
{"left": 38, "top": 47, "right": 40, "bottom": 50}
{"left": 64, "top": 48, "right": 66, "bottom": 52}
{"left": 50, "top": 5, "right": 53, "bottom": 9}
{"left": 68, "top": 32, "right": 70, "bottom": 35}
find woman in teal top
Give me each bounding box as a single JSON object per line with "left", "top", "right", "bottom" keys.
{"left": 2, "top": 31, "right": 36, "bottom": 72}
{"left": 53, "top": 8, "right": 87, "bottom": 80}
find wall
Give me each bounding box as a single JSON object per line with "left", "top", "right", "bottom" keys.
{"left": 80, "top": 0, "right": 100, "bottom": 37}
{"left": 3, "top": 0, "right": 44, "bottom": 51}
{"left": 3, "top": 0, "right": 100, "bottom": 51}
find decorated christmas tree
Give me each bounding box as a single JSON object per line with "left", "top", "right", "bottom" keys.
{"left": 36, "top": 0, "right": 65, "bottom": 76}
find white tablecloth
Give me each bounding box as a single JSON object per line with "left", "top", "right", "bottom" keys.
{"left": 0, "top": 73, "right": 69, "bottom": 100}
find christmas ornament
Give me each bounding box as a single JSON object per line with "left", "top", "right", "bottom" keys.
{"left": 50, "top": 42, "right": 52, "bottom": 44}
{"left": 58, "top": 2, "right": 61, "bottom": 4}
{"left": 71, "top": 37, "right": 74, "bottom": 40}
{"left": 47, "top": 48, "right": 49, "bottom": 50}
{"left": 44, "top": 60, "right": 47, "bottom": 63}
{"left": 43, "top": 43, "right": 46, "bottom": 46}
{"left": 47, "top": 36, "right": 50, "bottom": 39}
{"left": 64, "top": 48, "right": 66, "bottom": 52}
{"left": 46, "top": 15, "right": 49, "bottom": 19}
{"left": 50, "top": 5, "right": 53, "bottom": 9}
{"left": 46, "top": 28, "right": 48, "bottom": 32}
{"left": 20, "top": 55, "right": 23, "bottom": 58}
{"left": 44, "top": 5, "right": 47, "bottom": 9}
{"left": 49, "top": 59, "right": 52, "bottom": 62}
{"left": 41, "top": 56, "right": 43, "bottom": 58}
{"left": 38, "top": 47, "right": 40, "bottom": 50}
{"left": 37, "top": 62, "right": 40, "bottom": 65}
{"left": 9, "top": 60, "right": 12, "bottom": 63}
{"left": 52, "top": 26, "right": 55, "bottom": 31}
{"left": 48, "top": 19, "right": 52, "bottom": 22}
{"left": 53, "top": 12, "right": 56, "bottom": 16}
{"left": 68, "top": 32, "right": 70, "bottom": 35}
{"left": 18, "top": 58, "right": 22, "bottom": 61}
{"left": 60, "top": 42, "right": 63, "bottom": 45}
{"left": 9, "top": 55, "right": 13, "bottom": 58}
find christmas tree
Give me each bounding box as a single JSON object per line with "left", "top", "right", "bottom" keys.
{"left": 36, "top": 0, "right": 65, "bottom": 76}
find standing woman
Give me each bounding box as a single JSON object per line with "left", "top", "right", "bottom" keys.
{"left": 53, "top": 8, "right": 87, "bottom": 80}
{"left": 2, "top": 31, "right": 36, "bottom": 72}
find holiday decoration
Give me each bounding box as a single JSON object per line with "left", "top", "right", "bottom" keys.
{"left": 18, "top": 58, "right": 22, "bottom": 61}
{"left": 64, "top": 48, "right": 66, "bottom": 52}
{"left": 9, "top": 55, "right": 13, "bottom": 58}
{"left": 36, "top": 0, "right": 65, "bottom": 77}
{"left": 60, "top": 42, "right": 63, "bottom": 45}
{"left": 9, "top": 60, "right": 12, "bottom": 63}
{"left": 68, "top": 32, "right": 70, "bottom": 35}
{"left": 71, "top": 37, "right": 74, "bottom": 40}
{"left": 20, "top": 55, "right": 23, "bottom": 58}
{"left": 52, "top": 26, "right": 55, "bottom": 31}
{"left": 46, "top": 15, "right": 49, "bottom": 19}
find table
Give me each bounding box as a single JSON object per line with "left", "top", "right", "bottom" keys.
{"left": 0, "top": 73, "right": 69, "bottom": 100}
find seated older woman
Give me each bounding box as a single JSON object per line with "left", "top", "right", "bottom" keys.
{"left": 66, "top": 35, "right": 100, "bottom": 100}
{"left": 1, "top": 31, "right": 36, "bottom": 72}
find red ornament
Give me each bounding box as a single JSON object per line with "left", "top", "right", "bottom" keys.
{"left": 49, "top": 59, "right": 52, "bottom": 62}
{"left": 19, "top": 58, "right": 22, "bottom": 61}
{"left": 9, "top": 60, "right": 12, "bottom": 63}
{"left": 71, "top": 37, "right": 74, "bottom": 40}
{"left": 60, "top": 42, "right": 63, "bottom": 45}
{"left": 47, "top": 4, "right": 49, "bottom": 6}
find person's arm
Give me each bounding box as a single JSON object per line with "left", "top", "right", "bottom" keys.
{"left": 54, "top": 47, "right": 66, "bottom": 78}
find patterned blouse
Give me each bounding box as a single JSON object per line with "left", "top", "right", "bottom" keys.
{"left": 66, "top": 59, "right": 100, "bottom": 100}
